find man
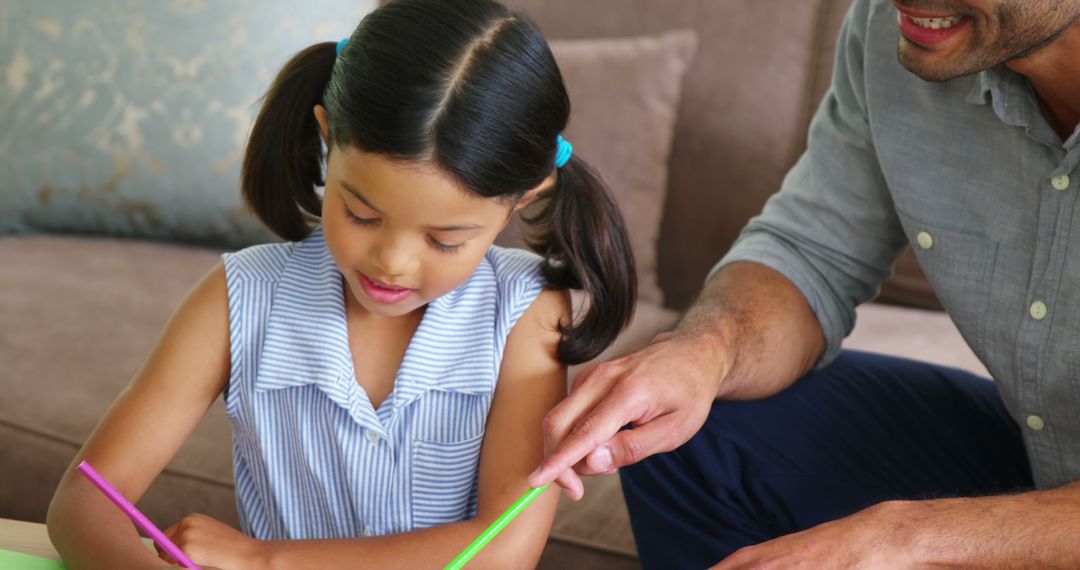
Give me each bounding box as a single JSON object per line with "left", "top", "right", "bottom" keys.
{"left": 527, "top": 0, "right": 1080, "bottom": 567}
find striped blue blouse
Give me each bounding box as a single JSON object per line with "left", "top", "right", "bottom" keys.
{"left": 221, "top": 226, "right": 545, "bottom": 540}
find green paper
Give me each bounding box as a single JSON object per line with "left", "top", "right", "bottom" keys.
{"left": 0, "top": 548, "right": 67, "bottom": 570}
{"left": 444, "top": 484, "right": 550, "bottom": 570}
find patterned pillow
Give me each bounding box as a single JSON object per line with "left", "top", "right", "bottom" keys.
{"left": 0, "top": 1, "right": 373, "bottom": 247}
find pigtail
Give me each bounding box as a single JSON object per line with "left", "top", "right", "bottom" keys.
{"left": 241, "top": 42, "right": 338, "bottom": 241}
{"left": 525, "top": 155, "right": 637, "bottom": 364}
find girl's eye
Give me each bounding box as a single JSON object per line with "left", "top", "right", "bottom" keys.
{"left": 344, "top": 202, "right": 462, "bottom": 253}
{"left": 345, "top": 209, "right": 379, "bottom": 226}
{"left": 428, "top": 236, "right": 465, "bottom": 254}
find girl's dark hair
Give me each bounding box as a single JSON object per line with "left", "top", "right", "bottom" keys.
{"left": 241, "top": 0, "right": 636, "bottom": 364}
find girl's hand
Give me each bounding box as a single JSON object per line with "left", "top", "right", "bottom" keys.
{"left": 157, "top": 513, "right": 266, "bottom": 570}
{"left": 155, "top": 567, "right": 227, "bottom": 570}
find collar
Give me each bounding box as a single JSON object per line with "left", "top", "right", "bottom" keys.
{"left": 966, "top": 65, "right": 1066, "bottom": 148}
{"left": 253, "top": 227, "right": 495, "bottom": 428}
{"left": 964, "top": 68, "right": 993, "bottom": 106}
{"left": 964, "top": 66, "right": 1031, "bottom": 126}
{"left": 389, "top": 259, "right": 499, "bottom": 409}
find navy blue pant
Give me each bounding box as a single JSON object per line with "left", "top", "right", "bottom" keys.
{"left": 620, "top": 350, "right": 1033, "bottom": 569}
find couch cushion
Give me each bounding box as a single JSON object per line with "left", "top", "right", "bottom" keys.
{"left": 497, "top": 31, "right": 698, "bottom": 306}
{"left": 568, "top": 293, "right": 680, "bottom": 380}
{"left": 844, "top": 303, "right": 988, "bottom": 377}
{"left": 500, "top": 0, "right": 832, "bottom": 309}
{"left": 0, "top": 1, "right": 369, "bottom": 248}
{"left": 0, "top": 235, "right": 237, "bottom": 528}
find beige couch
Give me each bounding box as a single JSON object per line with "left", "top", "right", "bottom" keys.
{"left": 0, "top": 0, "right": 986, "bottom": 567}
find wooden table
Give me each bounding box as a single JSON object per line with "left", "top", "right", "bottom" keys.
{"left": 0, "top": 518, "right": 154, "bottom": 562}
{"left": 0, "top": 519, "right": 64, "bottom": 561}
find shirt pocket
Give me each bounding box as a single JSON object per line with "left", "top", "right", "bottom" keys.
{"left": 410, "top": 432, "right": 484, "bottom": 528}
{"left": 407, "top": 391, "right": 489, "bottom": 528}
{"left": 895, "top": 209, "right": 998, "bottom": 356}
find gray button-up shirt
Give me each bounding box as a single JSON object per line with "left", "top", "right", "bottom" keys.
{"left": 717, "top": 0, "right": 1080, "bottom": 489}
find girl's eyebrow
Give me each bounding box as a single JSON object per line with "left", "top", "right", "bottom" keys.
{"left": 340, "top": 181, "right": 384, "bottom": 214}
{"left": 340, "top": 180, "right": 485, "bottom": 232}
{"left": 429, "top": 223, "right": 485, "bottom": 232}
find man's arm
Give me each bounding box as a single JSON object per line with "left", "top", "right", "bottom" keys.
{"left": 906, "top": 484, "right": 1080, "bottom": 567}
{"left": 530, "top": 260, "right": 825, "bottom": 495}
{"left": 714, "top": 483, "right": 1080, "bottom": 568}
{"left": 679, "top": 261, "right": 825, "bottom": 401}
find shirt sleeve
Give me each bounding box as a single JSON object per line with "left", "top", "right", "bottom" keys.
{"left": 711, "top": 0, "right": 909, "bottom": 368}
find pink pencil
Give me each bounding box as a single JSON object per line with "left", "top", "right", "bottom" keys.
{"left": 77, "top": 460, "right": 201, "bottom": 569}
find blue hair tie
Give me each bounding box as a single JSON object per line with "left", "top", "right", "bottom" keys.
{"left": 555, "top": 134, "right": 573, "bottom": 168}
{"left": 336, "top": 38, "right": 349, "bottom": 56}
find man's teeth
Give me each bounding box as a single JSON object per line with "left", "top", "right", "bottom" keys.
{"left": 909, "top": 15, "right": 963, "bottom": 29}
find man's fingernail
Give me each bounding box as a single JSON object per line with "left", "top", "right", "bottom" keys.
{"left": 593, "top": 446, "right": 612, "bottom": 471}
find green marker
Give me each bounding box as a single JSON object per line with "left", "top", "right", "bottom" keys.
{"left": 444, "top": 484, "right": 551, "bottom": 570}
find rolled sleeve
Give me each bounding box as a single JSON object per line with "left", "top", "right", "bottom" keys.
{"left": 711, "top": 0, "right": 908, "bottom": 368}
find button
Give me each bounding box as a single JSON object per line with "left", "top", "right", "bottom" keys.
{"left": 1029, "top": 300, "right": 1048, "bottom": 320}
{"left": 365, "top": 430, "right": 379, "bottom": 444}
{"left": 916, "top": 231, "right": 934, "bottom": 250}
{"left": 361, "top": 523, "right": 373, "bottom": 536}
{"left": 1051, "top": 175, "right": 1071, "bottom": 191}
{"left": 1026, "top": 415, "right": 1045, "bottom": 431}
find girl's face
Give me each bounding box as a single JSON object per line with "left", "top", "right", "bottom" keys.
{"left": 320, "top": 142, "right": 534, "bottom": 319}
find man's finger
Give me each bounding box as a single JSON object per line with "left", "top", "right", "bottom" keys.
{"left": 553, "top": 467, "right": 584, "bottom": 501}
{"left": 528, "top": 385, "right": 644, "bottom": 487}
{"left": 530, "top": 363, "right": 624, "bottom": 479}
{"left": 573, "top": 414, "right": 682, "bottom": 476}
{"left": 543, "top": 361, "right": 625, "bottom": 445}
{"left": 568, "top": 361, "right": 601, "bottom": 392}
{"left": 651, "top": 331, "right": 674, "bottom": 344}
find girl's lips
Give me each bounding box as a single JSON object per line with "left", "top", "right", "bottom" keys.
{"left": 359, "top": 273, "right": 415, "bottom": 305}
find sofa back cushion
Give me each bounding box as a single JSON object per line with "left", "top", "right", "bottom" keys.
{"left": 496, "top": 31, "right": 698, "bottom": 306}
{"left": 504, "top": 0, "right": 940, "bottom": 310}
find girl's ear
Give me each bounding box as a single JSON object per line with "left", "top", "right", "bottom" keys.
{"left": 514, "top": 174, "right": 556, "bottom": 213}
{"left": 314, "top": 104, "right": 330, "bottom": 145}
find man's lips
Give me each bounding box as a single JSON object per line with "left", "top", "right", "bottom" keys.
{"left": 895, "top": 5, "right": 969, "bottom": 48}
{"left": 894, "top": 4, "right": 962, "bottom": 19}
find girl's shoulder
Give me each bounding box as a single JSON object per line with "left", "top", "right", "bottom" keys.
{"left": 479, "top": 246, "right": 550, "bottom": 331}
{"left": 484, "top": 245, "right": 546, "bottom": 286}
{"left": 221, "top": 240, "right": 300, "bottom": 283}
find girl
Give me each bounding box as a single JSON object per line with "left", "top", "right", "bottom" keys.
{"left": 46, "top": 0, "right": 636, "bottom": 568}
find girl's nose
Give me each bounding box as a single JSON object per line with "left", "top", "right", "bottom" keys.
{"left": 371, "top": 239, "right": 418, "bottom": 278}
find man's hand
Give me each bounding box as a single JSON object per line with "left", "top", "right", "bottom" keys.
{"left": 527, "top": 330, "right": 727, "bottom": 499}
{"left": 157, "top": 513, "right": 264, "bottom": 570}
{"left": 528, "top": 262, "right": 825, "bottom": 499}
{"left": 710, "top": 502, "right": 908, "bottom": 569}
{"left": 713, "top": 484, "right": 1080, "bottom": 569}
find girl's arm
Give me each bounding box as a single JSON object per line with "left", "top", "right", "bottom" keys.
{"left": 47, "top": 263, "right": 233, "bottom": 570}
{"left": 256, "top": 288, "right": 570, "bottom": 570}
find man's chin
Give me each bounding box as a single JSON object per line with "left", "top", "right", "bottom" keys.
{"left": 897, "top": 41, "right": 974, "bottom": 83}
